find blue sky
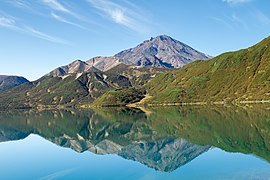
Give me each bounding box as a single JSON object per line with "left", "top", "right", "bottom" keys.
{"left": 0, "top": 0, "right": 269, "bottom": 80}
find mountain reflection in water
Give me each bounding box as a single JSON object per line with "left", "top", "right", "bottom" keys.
{"left": 0, "top": 105, "right": 269, "bottom": 172}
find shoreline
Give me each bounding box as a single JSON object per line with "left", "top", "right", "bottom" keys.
{"left": 2, "top": 99, "right": 270, "bottom": 110}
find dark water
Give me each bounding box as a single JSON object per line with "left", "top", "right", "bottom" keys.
{"left": 0, "top": 105, "right": 270, "bottom": 179}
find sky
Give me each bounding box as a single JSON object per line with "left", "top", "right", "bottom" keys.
{"left": 0, "top": 0, "right": 269, "bottom": 81}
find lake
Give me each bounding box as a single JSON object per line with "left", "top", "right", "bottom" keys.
{"left": 0, "top": 105, "right": 270, "bottom": 180}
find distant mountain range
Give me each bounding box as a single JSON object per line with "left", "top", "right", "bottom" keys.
{"left": 0, "top": 75, "right": 29, "bottom": 93}
{"left": 1, "top": 35, "right": 270, "bottom": 108}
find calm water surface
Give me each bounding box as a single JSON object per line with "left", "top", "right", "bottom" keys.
{"left": 0, "top": 105, "right": 270, "bottom": 180}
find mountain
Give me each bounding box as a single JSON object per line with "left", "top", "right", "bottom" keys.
{"left": 0, "top": 75, "right": 29, "bottom": 93}
{"left": 6, "top": 35, "right": 270, "bottom": 107}
{"left": 115, "top": 35, "right": 211, "bottom": 68}
{"left": 13, "top": 35, "right": 195, "bottom": 108}
{"left": 27, "top": 34, "right": 208, "bottom": 108}
{"left": 0, "top": 34, "right": 211, "bottom": 108}
{"left": 146, "top": 36, "right": 270, "bottom": 104}
{"left": 48, "top": 35, "right": 210, "bottom": 78}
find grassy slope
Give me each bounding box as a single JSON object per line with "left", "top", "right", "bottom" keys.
{"left": 92, "top": 88, "right": 146, "bottom": 106}
{"left": 0, "top": 75, "right": 89, "bottom": 108}
{"left": 147, "top": 36, "right": 270, "bottom": 104}
{"left": 0, "top": 82, "right": 34, "bottom": 108}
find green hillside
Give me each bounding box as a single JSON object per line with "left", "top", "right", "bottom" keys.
{"left": 147, "top": 36, "right": 270, "bottom": 104}
{"left": 0, "top": 71, "right": 131, "bottom": 108}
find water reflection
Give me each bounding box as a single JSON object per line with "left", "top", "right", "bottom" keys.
{"left": 0, "top": 105, "right": 269, "bottom": 172}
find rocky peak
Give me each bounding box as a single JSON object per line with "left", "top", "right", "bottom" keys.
{"left": 67, "top": 60, "right": 91, "bottom": 73}
{"left": 115, "top": 35, "right": 211, "bottom": 68}
{"left": 48, "top": 59, "right": 92, "bottom": 77}
{"left": 152, "top": 34, "right": 174, "bottom": 42}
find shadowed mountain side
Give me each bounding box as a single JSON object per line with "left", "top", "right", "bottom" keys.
{"left": 104, "top": 64, "right": 171, "bottom": 87}
{"left": 0, "top": 75, "right": 29, "bottom": 93}
{"left": 0, "top": 126, "right": 29, "bottom": 142}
